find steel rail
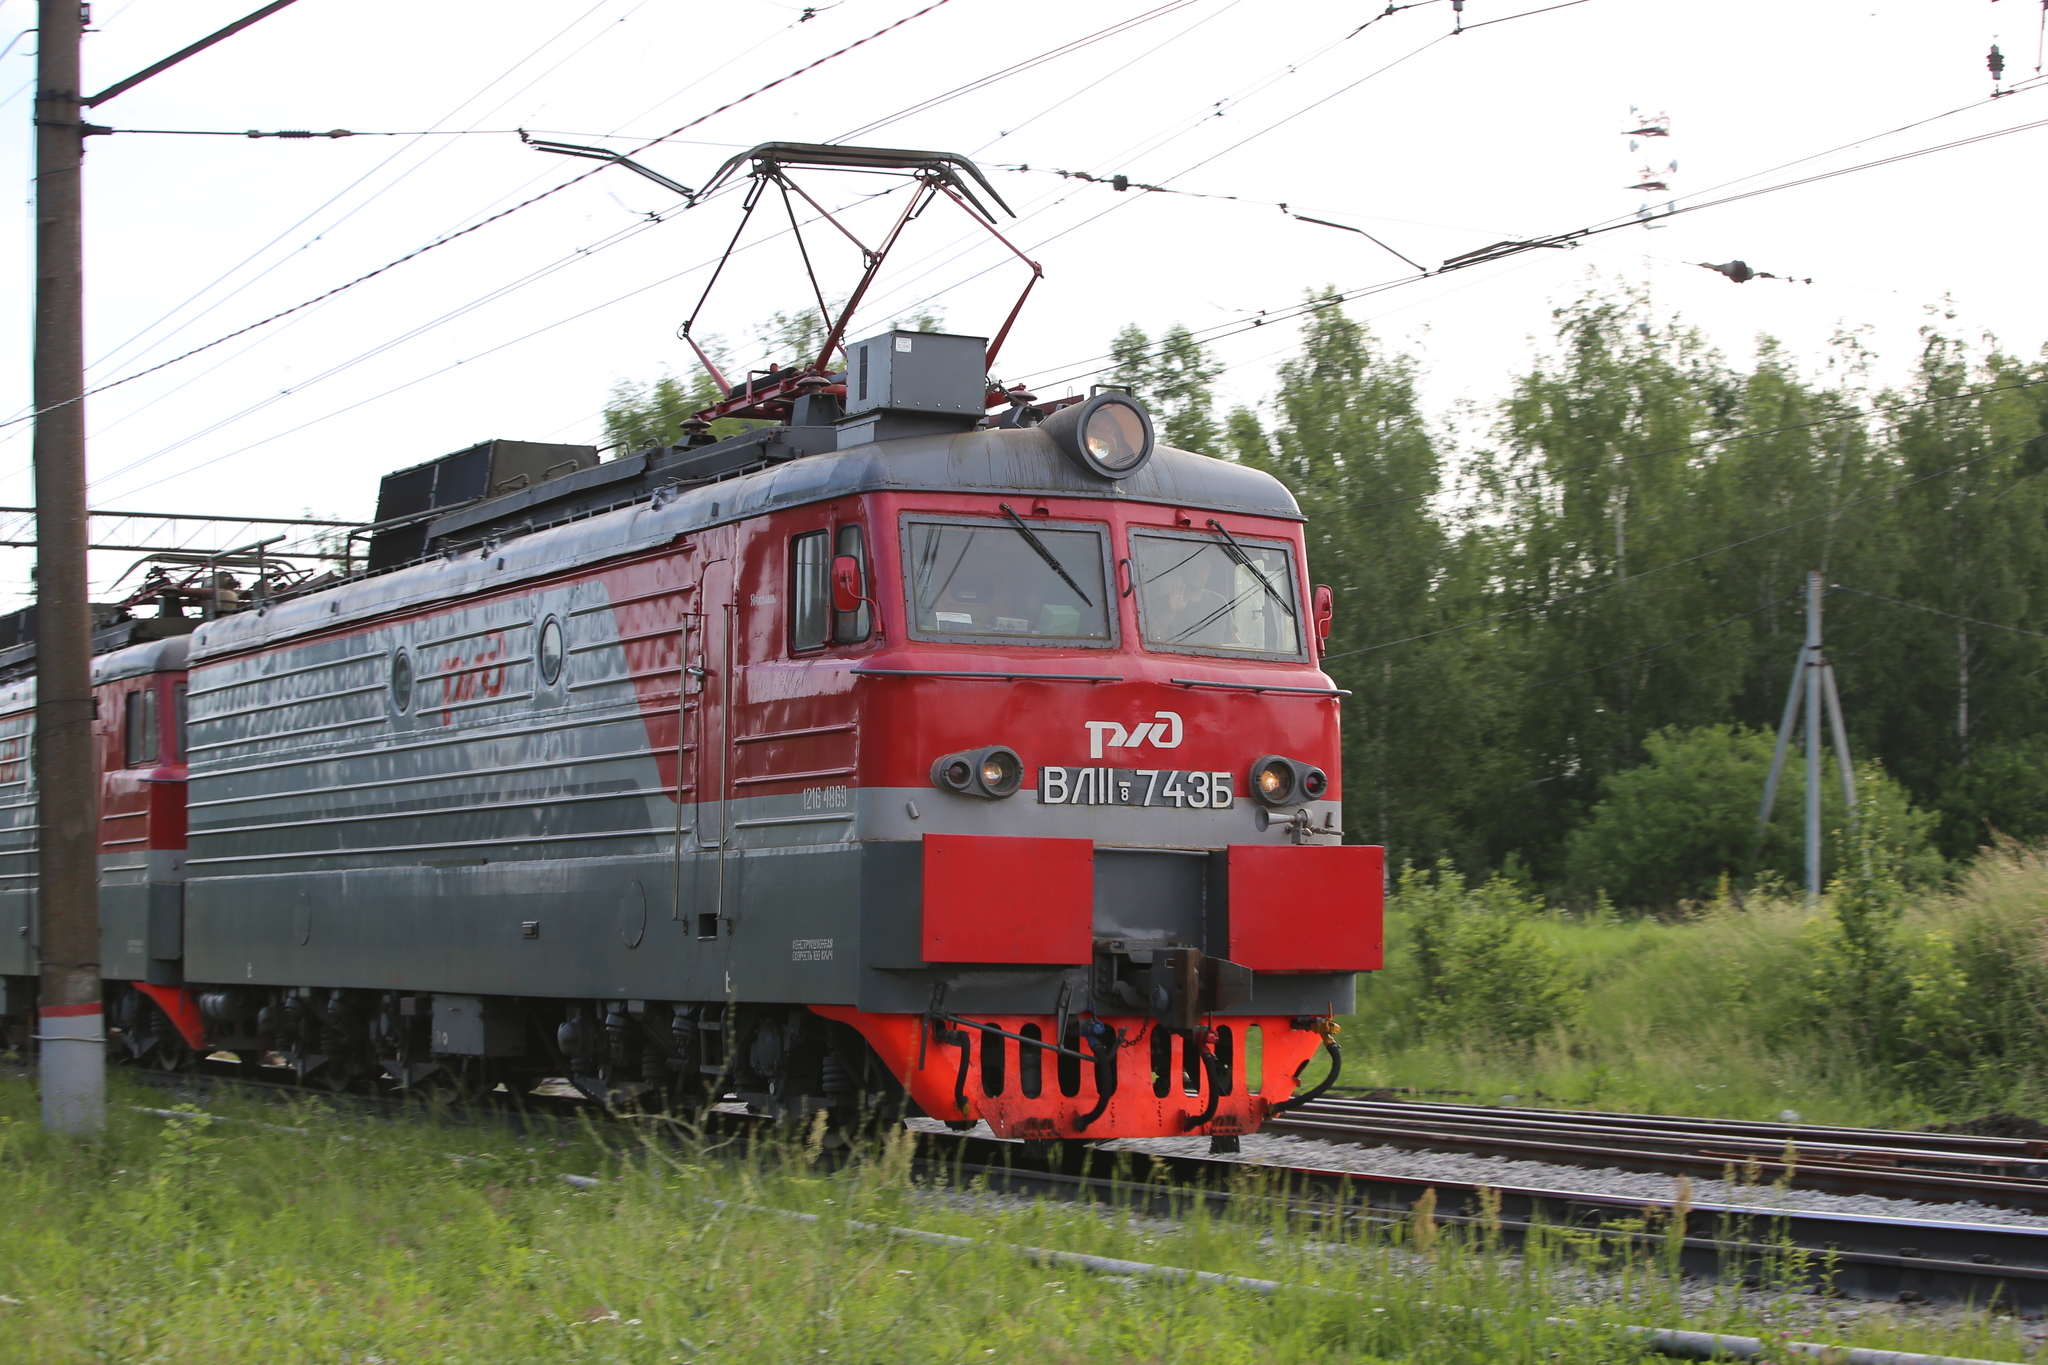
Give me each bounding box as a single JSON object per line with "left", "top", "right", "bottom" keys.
{"left": 1282, "top": 1097, "right": 2048, "bottom": 1169}
{"left": 1307, "top": 1096, "right": 2046, "bottom": 1158}
{"left": 1265, "top": 1098, "right": 2048, "bottom": 1212}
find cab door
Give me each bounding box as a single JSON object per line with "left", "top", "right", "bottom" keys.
{"left": 691, "top": 558, "right": 736, "bottom": 929}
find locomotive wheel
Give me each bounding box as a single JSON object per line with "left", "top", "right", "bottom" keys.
{"left": 150, "top": 1039, "right": 197, "bottom": 1072}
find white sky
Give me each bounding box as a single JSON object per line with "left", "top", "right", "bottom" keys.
{"left": 0, "top": 0, "right": 2041, "bottom": 603}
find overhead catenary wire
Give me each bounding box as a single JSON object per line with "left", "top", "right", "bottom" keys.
{"left": 846, "top": 0, "right": 1574, "bottom": 329}
{"left": 829, "top": 0, "right": 1205, "bottom": 145}
{"left": 1523, "top": 592, "right": 1799, "bottom": 690}
{"left": 965, "top": 0, "right": 1250, "bottom": 157}
{"left": 1001, "top": 74, "right": 2048, "bottom": 394}
{"left": 27, "top": 3, "right": 760, "bottom": 460}
{"left": 68, "top": 0, "right": 1361, "bottom": 496}
{"left": 0, "top": 0, "right": 964, "bottom": 432}
{"left": 79, "top": 0, "right": 634, "bottom": 383}
{"left": 91, "top": 0, "right": 815, "bottom": 384}
{"left": 1162, "top": 0, "right": 1593, "bottom": 186}
{"left": 25, "top": 0, "right": 1209, "bottom": 486}
{"left": 98, "top": 205, "right": 898, "bottom": 502}
{"left": 39, "top": 3, "right": 2035, "bottom": 524}
{"left": 1428, "top": 112, "right": 2048, "bottom": 274}
{"left": 1010, "top": 97, "right": 2048, "bottom": 385}
{"left": 1830, "top": 584, "right": 2048, "bottom": 641}
{"left": 70, "top": 162, "right": 940, "bottom": 497}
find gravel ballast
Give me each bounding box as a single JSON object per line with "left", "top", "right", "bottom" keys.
{"left": 1095, "top": 1130, "right": 2048, "bottom": 1230}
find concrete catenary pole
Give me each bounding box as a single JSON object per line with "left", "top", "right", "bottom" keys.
{"left": 32, "top": 0, "right": 104, "bottom": 1134}
{"left": 1804, "top": 570, "right": 1823, "bottom": 905}
{"left": 27, "top": 0, "right": 309, "bottom": 1135}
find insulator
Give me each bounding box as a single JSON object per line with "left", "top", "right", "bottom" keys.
{"left": 1990, "top": 44, "right": 2007, "bottom": 80}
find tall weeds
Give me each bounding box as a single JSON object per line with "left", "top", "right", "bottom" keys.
{"left": 0, "top": 1076, "right": 2030, "bottom": 1363}
{"left": 1353, "top": 837, "right": 2048, "bottom": 1127}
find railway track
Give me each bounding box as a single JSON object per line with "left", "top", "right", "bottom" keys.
{"left": 925, "top": 1128, "right": 2048, "bottom": 1312}
{"left": 1266, "top": 1097, "right": 2048, "bottom": 1214}
{"left": 115, "top": 1063, "right": 2048, "bottom": 1312}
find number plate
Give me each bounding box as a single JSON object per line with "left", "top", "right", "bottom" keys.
{"left": 1037, "top": 767, "right": 1234, "bottom": 809}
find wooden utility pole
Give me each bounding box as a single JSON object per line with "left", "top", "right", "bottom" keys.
{"left": 33, "top": 0, "right": 102, "bottom": 1137}
{"left": 31, "top": 0, "right": 306, "bottom": 1135}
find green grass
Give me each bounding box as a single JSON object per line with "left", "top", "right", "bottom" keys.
{"left": 1314, "top": 842, "right": 2048, "bottom": 1129}
{"left": 0, "top": 1075, "right": 2035, "bottom": 1363}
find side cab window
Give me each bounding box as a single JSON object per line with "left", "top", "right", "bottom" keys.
{"left": 791, "top": 525, "right": 873, "bottom": 652}
{"left": 792, "top": 530, "right": 831, "bottom": 651}
{"left": 123, "top": 686, "right": 159, "bottom": 767}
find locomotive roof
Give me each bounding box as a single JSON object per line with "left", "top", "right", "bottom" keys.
{"left": 0, "top": 632, "right": 191, "bottom": 713}
{"left": 190, "top": 426, "right": 1304, "bottom": 663}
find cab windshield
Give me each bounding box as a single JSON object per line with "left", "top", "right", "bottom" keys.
{"left": 1133, "top": 529, "right": 1303, "bottom": 657}
{"left": 905, "top": 516, "right": 1112, "bottom": 643}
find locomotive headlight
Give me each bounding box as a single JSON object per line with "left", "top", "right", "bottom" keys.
{"left": 1252, "top": 756, "right": 1297, "bottom": 806}
{"left": 1251, "top": 754, "right": 1330, "bottom": 808}
{"left": 980, "top": 750, "right": 1020, "bottom": 792}
{"left": 932, "top": 745, "right": 1023, "bottom": 799}
{"left": 1039, "top": 391, "right": 1155, "bottom": 480}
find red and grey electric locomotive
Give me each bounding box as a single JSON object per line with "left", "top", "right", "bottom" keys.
{"left": 0, "top": 143, "right": 1382, "bottom": 1145}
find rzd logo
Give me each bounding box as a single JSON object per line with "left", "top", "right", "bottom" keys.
{"left": 1084, "top": 710, "right": 1183, "bottom": 759}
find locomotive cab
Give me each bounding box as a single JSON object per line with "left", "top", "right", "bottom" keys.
{"left": 761, "top": 353, "right": 1381, "bottom": 1140}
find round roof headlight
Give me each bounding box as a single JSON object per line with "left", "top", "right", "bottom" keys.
{"left": 1083, "top": 401, "right": 1148, "bottom": 471}
{"left": 1039, "top": 391, "right": 1156, "bottom": 480}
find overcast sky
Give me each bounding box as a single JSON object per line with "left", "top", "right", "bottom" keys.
{"left": 0, "top": 0, "right": 2039, "bottom": 604}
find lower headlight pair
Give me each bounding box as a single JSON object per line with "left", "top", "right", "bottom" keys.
{"left": 1251, "top": 754, "right": 1328, "bottom": 807}
{"left": 931, "top": 745, "right": 1023, "bottom": 799}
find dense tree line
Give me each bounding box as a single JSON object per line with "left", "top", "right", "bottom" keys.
{"left": 603, "top": 285, "right": 2048, "bottom": 908}
{"left": 1111, "top": 285, "right": 2048, "bottom": 903}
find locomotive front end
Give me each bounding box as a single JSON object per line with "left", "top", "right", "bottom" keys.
{"left": 808, "top": 343, "right": 1383, "bottom": 1143}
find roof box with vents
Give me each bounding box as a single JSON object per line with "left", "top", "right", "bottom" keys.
{"left": 838, "top": 330, "right": 987, "bottom": 446}
{"left": 367, "top": 439, "right": 598, "bottom": 571}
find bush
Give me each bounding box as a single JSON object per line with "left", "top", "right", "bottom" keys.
{"left": 1563, "top": 725, "right": 1938, "bottom": 911}
{"left": 1401, "top": 866, "right": 1584, "bottom": 1044}
{"left": 1933, "top": 734, "right": 2048, "bottom": 856}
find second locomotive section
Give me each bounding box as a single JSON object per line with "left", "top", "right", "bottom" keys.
{"left": 176, "top": 329, "right": 1381, "bottom": 1138}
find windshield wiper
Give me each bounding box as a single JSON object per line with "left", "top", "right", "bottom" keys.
{"left": 999, "top": 503, "right": 1092, "bottom": 606}
{"left": 1204, "top": 518, "right": 1295, "bottom": 619}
